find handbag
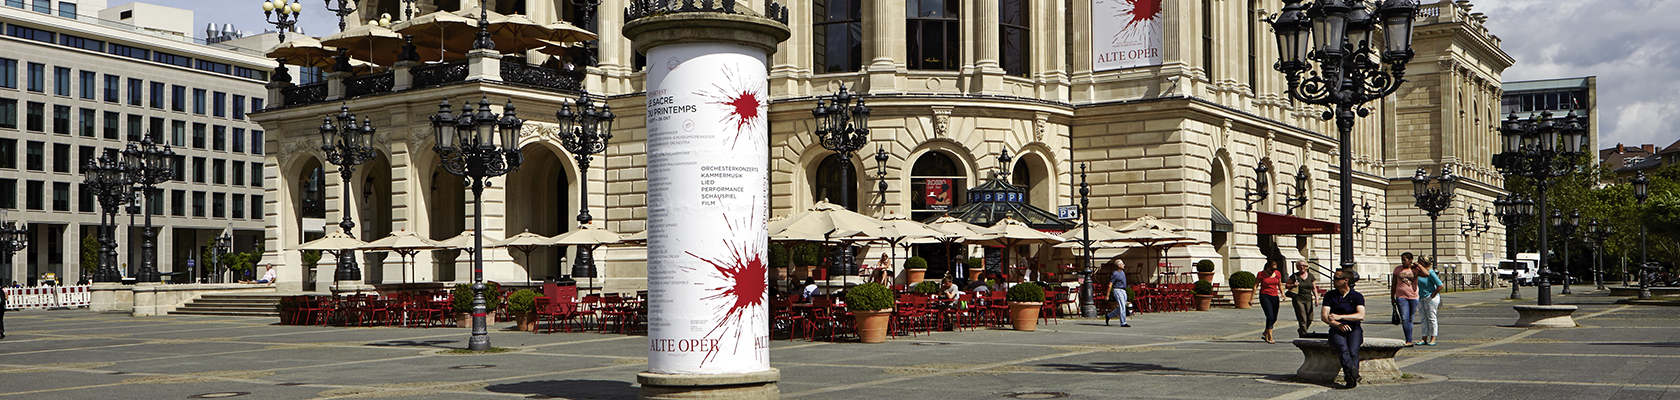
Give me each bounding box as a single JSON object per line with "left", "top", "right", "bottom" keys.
{"left": 1390, "top": 299, "right": 1401, "bottom": 325}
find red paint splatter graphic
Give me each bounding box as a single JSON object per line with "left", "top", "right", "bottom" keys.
{"left": 1109, "top": 0, "right": 1163, "bottom": 46}
{"left": 693, "top": 64, "right": 767, "bottom": 148}
{"left": 682, "top": 209, "right": 768, "bottom": 366}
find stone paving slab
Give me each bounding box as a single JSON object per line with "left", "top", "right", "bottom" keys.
{"left": 4, "top": 288, "right": 1680, "bottom": 399}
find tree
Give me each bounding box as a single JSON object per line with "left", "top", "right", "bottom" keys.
{"left": 80, "top": 233, "right": 99, "bottom": 275}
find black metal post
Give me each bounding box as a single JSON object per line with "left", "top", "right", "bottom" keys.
{"left": 432, "top": 97, "right": 524, "bottom": 352}
{"left": 1635, "top": 171, "right": 1651, "bottom": 299}
{"left": 1078, "top": 163, "right": 1095, "bottom": 318}
{"left": 557, "top": 95, "right": 614, "bottom": 280}
{"left": 1535, "top": 183, "right": 1552, "bottom": 305}
{"left": 469, "top": 176, "right": 490, "bottom": 351}
{"left": 323, "top": 0, "right": 355, "bottom": 32}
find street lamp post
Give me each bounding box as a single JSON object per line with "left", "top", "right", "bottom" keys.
{"left": 1633, "top": 171, "right": 1651, "bottom": 299}
{"left": 123, "top": 138, "right": 175, "bottom": 283}
{"left": 1412, "top": 166, "right": 1456, "bottom": 264}
{"left": 319, "top": 105, "right": 378, "bottom": 283}
{"left": 0, "top": 210, "right": 28, "bottom": 286}
{"left": 556, "top": 93, "right": 615, "bottom": 280}
{"left": 84, "top": 154, "right": 134, "bottom": 282}
{"left": 1493, "top": 111, "right": 1589, "bottom": 306}
{"left": 214, "top": 231, "right": 233, "bottom": 282}
{"left": 1587, "top": 218, "right": 1612, "bottom": 291}
{"left": 432, "top": 97, "right": 524, "bottom": 352}
{"left": 873, "top": 146, "right": 889, "bottom": 199}
{"left": 1270, "top": 0, "right": 1418, "bottom": 273}
{"left": 323, "top": 0, "right": 355, "bottom": 32}
{"left": 1282, "top": 165, "right": 1310, "bottom": 215}
{"left": 260, "top": 0, "right": 303, "bottom": 85}
{"left": 1492, "top": 194, "right": 1534, "bottom": 299}
{"left": 1076, "top": 163, "right": 1097, "bottom": 317}
{"left": 1552, "top": 209, "right": 1579, "bottom": 295}
{"left": 810, "top": 85, "right": 872, "bottom": 211}
{"left": 1243, "top": 159, "right": 1269, "bottom": 211}
{"left": 570, "top": 0, "right": 603, "bottom": 66}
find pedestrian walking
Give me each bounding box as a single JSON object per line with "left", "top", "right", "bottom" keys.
{"left": 1104, "top": 261, "right": 1130, "bottom": 327}
{"left": 1257, "top": 259, "right": 1285, "bottom": 343}
{"left": 1417, "top": 259, "right": 1443, "bottom": 346}
{"left": 1391, "top": 252, "right": 1420, "bottom": 346}
{"left": 1286, "top": 260, "right": 1318, "bottom": 336}
{"left": 1322, "top": 268, "right": 1367, "bottom": 388}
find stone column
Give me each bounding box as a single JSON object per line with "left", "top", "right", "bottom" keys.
{"left": 972, "top": 0, "right": 1006, "bottom": 94}
{"left": 864, "top": 0, "right": 905, "bottom": 94}
{"left": 623, "top": 10, "right": 789, "bottom": 400}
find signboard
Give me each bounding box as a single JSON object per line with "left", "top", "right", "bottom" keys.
{"left": 1092, "top": 0, "right": 1164, "bottom": 71}
{"left": 1058, "top": 205, "right": 1080, "bottom": 220}
{"left": 645, "top": 42, "right": 771, "bottom": 376}
{"left": 925, "top": 178, "right": 952, "bottom": 210}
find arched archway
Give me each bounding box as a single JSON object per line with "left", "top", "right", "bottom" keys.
{"left": 506, "top": 142, "right": 574, "bottom": 282}
{"left": 424, "top": 159, "right": 466, "bottom": 282}
{"left": 1011, "top": 150, "right": 1054, "bottom": 210}
{"left": 810, "top": 153, "right": 859, "bottom": 211}
{"left": 1211, "top": 152, "right": 1233, "bottom": 266}
{"left": 356, "top": 152, "right": 394, "bottom": 284}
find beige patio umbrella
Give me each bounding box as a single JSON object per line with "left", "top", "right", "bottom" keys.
{"left": 1054, "top": 221, "right": 1135, "bottom": 248}
{"left": 359, "top": 229, "right": 447, "bottom": 285}
{"left": 489, "top": 229, "right": 555, "bottom": 286}
{"left": 550, "top": 223, "right": 625, "bottom": 291}
{"left": 541, "top": 20, "right": 597, "bottom": 43}
{"left": 297, "top": 229, "right": 367, "bottom": 254}
{"left": 874, "top": 212, "right": 950, "bottom": 278}
{"left": 1113, "top": 215, "right": 1206, "bottom": 280}
{"left": 390, "top": 10, "right": 478, "bottom": 62}
{"left": 768, "top": 201, "right": 891, "bottom": 289}
{"left": 484, "top": 13, "right": 556, "bottom": 54}
{"left": 925, "top": 215, "right": 1000, "bottom": 280}
{"left": 265, "top": 36, "right": 339, "bottom": 68}
{"left": 438, "top": 229, "right": 484, "bottom": 253}
{"left": 320, "top": 24, "right": 407, "bottom": 67}
{"left": 973, "top": 217, "right": 1066, "bottom": 281}
{"left": 618, "top": 229, "right": 647, "bottom": 245}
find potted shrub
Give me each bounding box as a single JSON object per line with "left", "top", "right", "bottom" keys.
{"left": 1195, "top": 259, "right": 1217, "bottom": 283}
{"left": 276, "top": 296, "right": 300, "bottom": 325}
{"left": 452, "top": 283, "right": 474, "bottom": 327}
{"left": 507, "top": 289, "right": 538, "bottom": 331}
{"left": 793, "top": 243, "right": 823, "bottom": 279}
{"left": 904, "top": 256, "right": 928, "bottom": 284}
{"left": 964, "top": 257, "right": 985, "bottom": 279}
{"left": 1192, "top": 280, "right": 1216, "bottom": 311}
{"left": 845, "top": 282, "right": 895, "bottom": 343}
{"left": 769, "top": 243, "right": 790, "bottom": 281}
{"left": 1006, "top": 282, "right": 1045, "bottom": 331}
{"left": 1228, "top": 271, "right": 1257, "bottom": 309}
{"left": 912, "top": 280, "right": 941, "bottom": 295}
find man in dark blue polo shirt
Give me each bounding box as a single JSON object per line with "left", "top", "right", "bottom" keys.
{"left": 1321, "top": 268, "right": 1367, "bottom": 388}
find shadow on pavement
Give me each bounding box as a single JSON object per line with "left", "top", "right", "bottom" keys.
{"left": 1037, "top": 361, "right": 1265, "bottom": 378}
{"left": 1588, "top": 342, "right": 1680, "bottom": 348}
{"left": 485, "top": 379, "right": 636, "bottom": 400}
{"left": 364, "top": 340, "right": 458, "bottom": 349}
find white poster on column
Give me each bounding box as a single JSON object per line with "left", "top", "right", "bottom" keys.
{"left": 1092, "top": 0, "right": 1164, "bottom": 71}
{"left": 644, "top": 42, "right": 772, "bottom": 375}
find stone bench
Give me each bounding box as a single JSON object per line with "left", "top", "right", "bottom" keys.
{"left": 1292, "top": 337, "right": 1406, "bottom": 384}
{"left": 1512, "top": 305, "right": 1578, "bottom": 328}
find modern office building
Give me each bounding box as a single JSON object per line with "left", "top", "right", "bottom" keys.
{"left": 255, "top": 0, "right": 1516, "bottom": 294}
{"left": 1502, "top": 76, "right": 1600, "bottom": 166}
{"left": 0, "top": 1, "right": 271, "bottom": 285}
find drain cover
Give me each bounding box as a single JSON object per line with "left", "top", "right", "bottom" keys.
{"left": 913, "top": 342, "right": 955, "bottom": 346}
{"left": 449, "top": 364, "right": 496, "bottom": 370}
{"left": 188, "top": 392, "right": 251, "bottom": 398}
{"left": 1004, "top": 392, "right": 1069, "bottom": 399}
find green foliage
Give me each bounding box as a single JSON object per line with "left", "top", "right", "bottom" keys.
{"left": 1196, "top": 259, "right": 1216, "bottom": 272}
{"left": 451, "top": 282, "right": 503, "bottom": 313}
{"left": 80, "top": 233, "right": 99, "bottom": 274}
{"left": 1193, "top": 280, "right": 1214, "bottom": 295}
{"left": 912, "top": 280, "right": 941, "bottom": 294}
{"left": 845, "top": 282, "right": 895, "bottom": 311}
{"left": 1229, "top": 271, "right": 1257, "bottom": 289}
{"left": 506, "top": 289, "right": 537, "bottom": 313}
{"left": 964, "top": 257, "right": 984, "bottom": 269}
{"left": 1006, "top": 281, "right": 1045, "bottom": 302}
{"left": 1123, "top": 286, "right": 1136, "bottom": 302}
{"left": 200, "top": 239, "right": 264, "bottom": 280}
{"left": 768, "top": 243, "right": 789, "bottom": 268}
{"left": 792, "top": 243, "right": 823, "bottom": 266}
{"left": 904, "top": 256, "right": 928, "bottom": 270}
{"left": 302, "top": 250, "right": 321, "bottom": 271}
{"left": 1503, "top": 159, "right": 1680, "bottom": 277}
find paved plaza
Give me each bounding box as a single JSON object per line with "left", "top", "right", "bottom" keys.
{"left": 2, "top": 287, "right": 1677, "bottom": 399}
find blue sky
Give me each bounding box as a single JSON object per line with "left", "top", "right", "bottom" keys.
{"left": 122, "top": 0, "right": 1675, "bottom": 149}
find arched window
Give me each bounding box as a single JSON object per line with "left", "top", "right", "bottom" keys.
{"left": 1000, "top": 0, "right": 1030, "bottom": 77}
{"left": 911, "top": 151, "right": 964, "bottom": 221}
{"left": 301, "top": 165, "right": 325, "bottom": 219}
{"left": 814, "top": 0, "right": 862, "bottom": 73}
{"left": 908, "top": 0, "right": 960, "bottom": 71}
{"left": 813, "top": 153, "right": 856, "bottom": 211}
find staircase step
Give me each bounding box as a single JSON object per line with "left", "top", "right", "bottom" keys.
{"left": 168, "top": 293, "right": 283, "bottom": 317}
{"left": 169, "top": 310, "right": 278, "bottom": 317}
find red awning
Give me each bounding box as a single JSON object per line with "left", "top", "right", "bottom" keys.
{"left": 1256, "top": 211, "right": 1341, "bottom": 235}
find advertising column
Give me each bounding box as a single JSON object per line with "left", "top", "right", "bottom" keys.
{"left": 644, "top": 43, "right": 772, "bottom": 375}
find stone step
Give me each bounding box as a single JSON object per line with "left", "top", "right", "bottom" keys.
{"left": 168, "top": 293, "right": 283, "bottom": 317}
{"left": 169, "top": 310, "right": 279, "bottom": 317}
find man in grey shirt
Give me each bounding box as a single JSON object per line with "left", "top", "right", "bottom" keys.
{"left": 1104, "top": 261, "right": 1130, "bottom": 327}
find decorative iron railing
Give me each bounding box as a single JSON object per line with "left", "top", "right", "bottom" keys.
{"left": 411, "top": 59, "right": 470, "bottom": 88}
{"left": 343, "top": 72, "right": 395, "bottom": 98}
{"left": 625, "top": 0, "right": 788, "bottom": 25}
{"left": 282, "top": 82, "right": 328, "bottom": 106}
{"left": 501, "top": 59, "right": 583, "bottom": 92}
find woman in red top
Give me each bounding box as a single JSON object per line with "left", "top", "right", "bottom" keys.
{"left": 1257, "top": 259, "right": 1286, "bottom": 343}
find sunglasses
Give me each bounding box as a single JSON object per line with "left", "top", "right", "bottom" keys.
{"left": 1333, "top": 277, "right": 1349, "bottom": 281}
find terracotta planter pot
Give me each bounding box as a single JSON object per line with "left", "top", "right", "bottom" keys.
{"left": 1193, "top": 294, "right": 1215, "bottom": 311}
{"left": 456, "top": 312, "right": 471, "bottom": 328}
{"left": 1197, "top": 271, "right": 1216, "bottom": 282}
{"left": 853, "top": 309, "right": 894, "bottom": 343}
{"left": 514, "top": 312, "right": 537, "bottom": 331}
{"left": 968, "top": 268, "right": 984, "bottom": 279}
{"left": 1008, "top": 302, "right": 1043, "bottom": 331}
{"left": 907, "top": 269, "right": 926, "bottom": 284}
{"left": 1232, "top": 288, "right": 1255, "bottom": 309}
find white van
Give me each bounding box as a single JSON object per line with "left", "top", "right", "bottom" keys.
{"left": 1496, "top": 253, "right": 1540, "bottom": 285}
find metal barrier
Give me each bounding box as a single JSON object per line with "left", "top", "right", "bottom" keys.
{"left": 3, "top": 285, "right": 92, "bottom": 309}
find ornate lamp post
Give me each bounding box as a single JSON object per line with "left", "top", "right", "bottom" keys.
{"left": 1493, "top": 111, "right": 1589, "bottom": 306}
{"left": 260, "top": 0, "right": 303, "bottom": 84}
{"left": 319, "top": 105, "right": 378, "bottom": 283}
{"left": 432, "top": 97, "right": 524, "bottom": 352}
{"left": 323, "top": 0, "right": 355, "bottom": 32}
{"left": 1411, "top": 166, "right": 1455, "bottom": 264}
{"left": 1282, "top": 165, "right": 1310, "bottom": 215}
{"left": 1243, "top": 159, "right": 1269, "bottom": 211}
{"left": 213, "top": 231, "right": 234, "bottom": 282}
{"left": 84, "top": 154, "right": 134, "bottom": 282}
{"left": 570, "top": 0, "right": 603, "bottom": 66}
{"left": 1586, "top": 218, "right": 1612, "bottom": 291}
{"left": 0, "top": 210, "right": 28, "bottom": 285}
{"left": 1633, "top": 171, "right": 1651, "bottom": 299}
{"left": 1076, "top": 163, "right": 1098, "bottom": 318}
{"left": 123, "top": 138, "right": 175, "bottom": 283}
{"left": 1492, "top": 194, "right": 1534, "bottom": 299}
{"left": 556, "top": 94, "right": 615, "bottom": 279}
{"left": 1271, "top": 0, "right": 1417, "bottom": 272}
{"left": 810, "top": 85, "right": 872, "bottom": 211}
{"left": 873, "top": 146, "right": 889, "bottom": 198}
{"left": 1551, "top": 209, "right": 1579, "bottom": 295}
